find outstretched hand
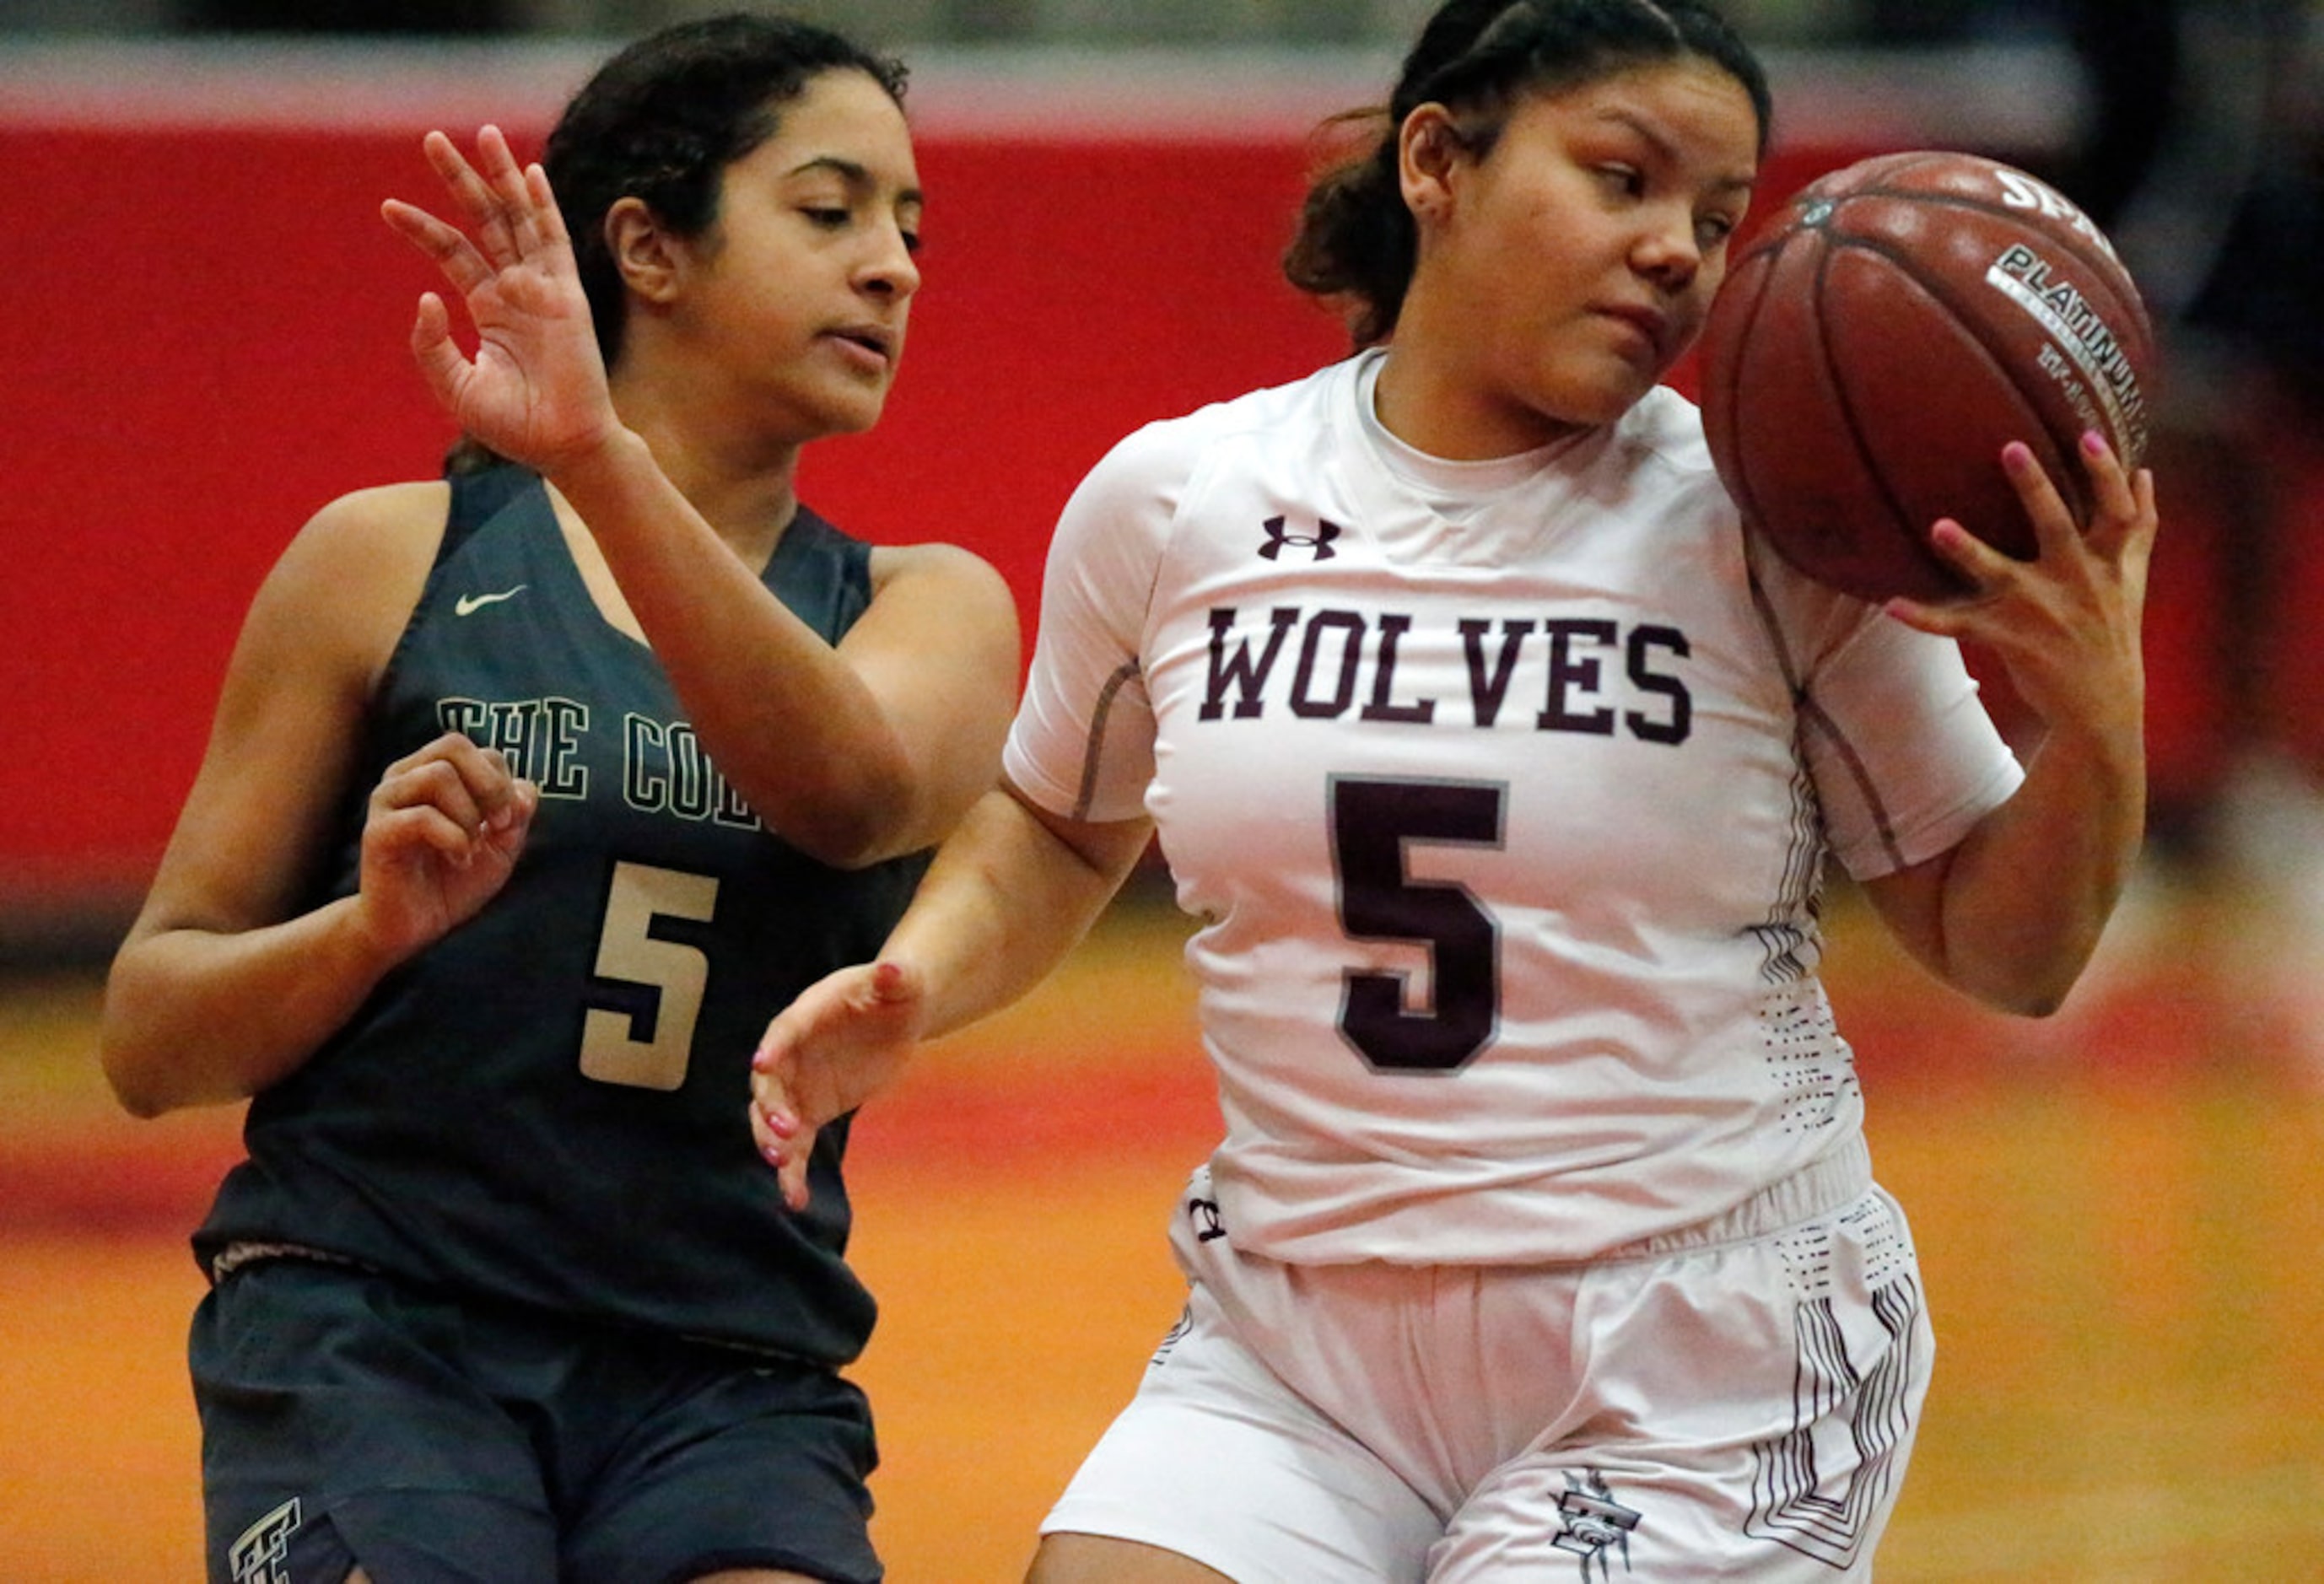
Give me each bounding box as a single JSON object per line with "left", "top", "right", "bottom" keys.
{"left": 1885, "top": 431, "right": 2157, "bottom": 741}
{"left": 749, "top": 959, "right": 930, "bottom": 1212}
{"left": 381, "top": 125, "right": 620, "bottom": 473}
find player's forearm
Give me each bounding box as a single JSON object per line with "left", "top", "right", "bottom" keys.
{"left": 1933, "top": 719, "right": 2146, "bottom": 1016}
{"left": 545, "top": 429, "right": 919, "bottom": 862}
{"left": 100, "top": 898, "right": 404, "bottom": 1117}
{"left": 885, "top": 787, "right": 1144, "bottom": 1042}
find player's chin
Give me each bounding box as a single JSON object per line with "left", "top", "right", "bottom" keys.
{"left": 1544, "top": 366, "right": 1657, "bottom": 431}
{"left": 1559, "top": 330, "right": 1669, "bottom": 401}
{"left": 802, "top": 380, "right": 894, "bottom": 438}
{"left": 1612, "top": 338, "right": 1682, "bottom": 398}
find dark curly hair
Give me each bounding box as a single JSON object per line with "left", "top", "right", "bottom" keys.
{"left": 445, "top": 12, "right": 908, "bottom": 476}
{"left": 1283, "top": 0, "right": 1771, "bottom": 348}
{"left": 546, "top": 12, "right": 909, "bottom": 367}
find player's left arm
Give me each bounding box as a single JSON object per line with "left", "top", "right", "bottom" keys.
{"left": 1860, "top": 430, "right": 2157, "bottom": 1016}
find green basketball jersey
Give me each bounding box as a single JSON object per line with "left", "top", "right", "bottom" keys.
{"left": 197, "top": 467, "right": 926, "bottom": 1363}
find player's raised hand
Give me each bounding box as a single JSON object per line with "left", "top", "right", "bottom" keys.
{"left": 1885, "top": 431, "right": 2157, "bottom": 740}
{"left": 750, "top": 959, "right": 929, "bottom": 1212}
{"left": 357, "top": 732, "right": 539, "bottom": 962}
{"left": 381, "top": 125, "right": 620, "bottom": 473}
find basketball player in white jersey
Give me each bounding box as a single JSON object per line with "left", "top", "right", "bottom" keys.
{"left": 749, "top": 1, "right": 2158, "bottom": 1577}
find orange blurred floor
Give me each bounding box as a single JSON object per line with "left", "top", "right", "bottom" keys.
{"left": 5, "top": 878, "right": 2323, "bottom": 1581}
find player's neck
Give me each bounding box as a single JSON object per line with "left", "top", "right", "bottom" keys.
{"left": 612, "top": 409, "right": 802, "bottom": 568}
{"left": 1372, "top": 338, "right": 1586, "bottom": 462}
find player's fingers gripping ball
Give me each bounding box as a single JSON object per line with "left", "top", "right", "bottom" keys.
{"left": 1697, "top": 150, "right": 2160, "bottom": 604}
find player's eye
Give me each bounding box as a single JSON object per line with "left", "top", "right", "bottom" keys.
{"left": 1596, "top": 165, "right": 1646, "bottom": 199}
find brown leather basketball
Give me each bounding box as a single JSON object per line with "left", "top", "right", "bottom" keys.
{"left": 1698, "top": 150, "right": 2159, "bottom": 603}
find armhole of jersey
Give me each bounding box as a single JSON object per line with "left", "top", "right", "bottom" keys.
{"left": 331, "top": 469, "right": 534, "bottom": 909}
{"left": 438, "top": 463, "right": 534, "bottom": 571}
{"left": 774, "top": 504, "right": 876, "bottom": 641}
{"left": 405, "top": 462, "right": 538, "bottom": 628}
{"left": 367, "top": 464, "right": 537, "bottom": 749}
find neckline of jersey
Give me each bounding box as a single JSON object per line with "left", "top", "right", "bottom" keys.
{"left": 1349, "top": 347, "right": 1593, "bottom": 502}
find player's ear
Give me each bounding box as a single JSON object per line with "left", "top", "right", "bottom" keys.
{"left": 604, "top": 197, "right": 682, "bottom": 305}
{"left": 1399, "top": 103, "right": 1466, "bottom": 224}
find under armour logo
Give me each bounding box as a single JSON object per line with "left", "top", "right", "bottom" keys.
{"left": 1258, "top": 515, "right": 1341, "bottom": 561}
{"left": 1553, "top": 1471, "right": 1641, "bottom": 1581}
{"left": 1188, "top": 1196, "right": 1227, "bottom": 1242}
{"left": 229, "top": 1497, "right": 301, "bottom": 1584}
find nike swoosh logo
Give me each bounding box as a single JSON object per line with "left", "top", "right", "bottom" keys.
{"left": 454, "top": 585, "right": 526, "bottom": 617}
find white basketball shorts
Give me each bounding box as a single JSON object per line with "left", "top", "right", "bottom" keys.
{"left": 1039, "top": 1136, "right": 1930, "bottom": 1581}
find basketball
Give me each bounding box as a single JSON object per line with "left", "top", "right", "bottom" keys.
{"left": 1697, "top": 150, "right": 2159, "bottom": 604}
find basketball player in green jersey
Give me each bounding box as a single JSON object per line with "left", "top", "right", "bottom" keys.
{"left": 100, "top": 16, "right": 1018, "bottom": 1582}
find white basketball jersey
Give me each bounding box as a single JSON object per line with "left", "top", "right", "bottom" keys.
{"left": 1005, "top": 351, "right": 2021, "bottom": 1263}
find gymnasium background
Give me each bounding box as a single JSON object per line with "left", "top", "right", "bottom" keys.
{"left": 4, "top": 3, "right": 2321, "bottom": 1577}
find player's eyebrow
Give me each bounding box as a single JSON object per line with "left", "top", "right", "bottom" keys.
{"left": 1596, "top": 106, "right": 1757, "bottom": 196}
{"left": 788, "top": 154, "right": 925, "bottom": 211}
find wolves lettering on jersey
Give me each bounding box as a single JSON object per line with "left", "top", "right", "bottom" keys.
{"left": 437, "top": 696, "right": 762, "bottom": 829}
{"left": 1199, "top": 602, "right": 1691, "bottom": 742}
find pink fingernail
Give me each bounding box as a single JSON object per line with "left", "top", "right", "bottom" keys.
{"left": 2081, "top": 430, "right": 2109, "bottom": 457}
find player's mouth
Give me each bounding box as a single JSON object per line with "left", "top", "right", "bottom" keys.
{"left": 1593, "top": 303, "right": 1671, "bottom": 359}
{"left": 825, "top": 323, "right": 898, "bottom": 370}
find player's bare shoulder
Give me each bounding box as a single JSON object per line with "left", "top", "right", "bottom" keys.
{"left": 288, "top": 479, "right": 452, "bottom": 565}
{"left": 247, "top": 478, "right": 456, "bottom": 700}
{"left": 865, "top": 541, "right": 1018, "bottom": 638}
{"left": 865, "top": 539, "right": 1004, "bottom": 592}
{"left": 859, "top": 540, "right": 1022, "bottom": 713}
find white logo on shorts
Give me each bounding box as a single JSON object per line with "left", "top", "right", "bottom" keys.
{"left": 228, "top": 1496, "right": 301, "bottom": 1584}
{"left": 1552, "top": 1471, "right": 1640, "bottom": 1580}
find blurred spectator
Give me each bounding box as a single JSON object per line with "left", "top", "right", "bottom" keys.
{"left": 2048, "top": 0, "right": 2324, "bottom": 916}
{"left": 2180, "top": 8, "right": 2324, "bottom": 408}
{"left": 2053, "top": 0, "right": 2183, "bottom": 229}
{"left": 2178, "top": 7, "right": 2324, "bottom": 915}
{"left": 173, "top": 0, "right": 515, "bottom": 30}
